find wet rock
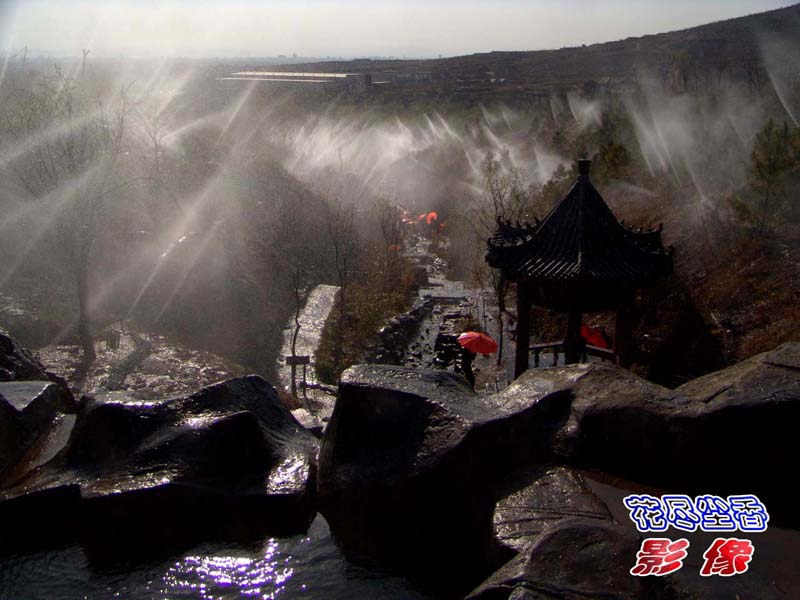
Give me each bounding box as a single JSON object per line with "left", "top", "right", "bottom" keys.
{"left": 499, "top": 343, "right": 800, "bottom": 525}
{"left": 494, "top": 362, "right": 679, "bottom": 471}
{"left": 0, "top": 482, "right": 82, "bottom": 550}
{"left": 0, "top": 381, "right": 76, "bottom": 481}
{"left": 467, "top": 518, "right": 670, "bottom": 600}
{"left": 667, "top": 561, "right": 789, "bottom": 600}
{"left": 320, "top": 344, "right": 799, "bottom": 593}
{"left": 367, "top": 298, "right": 438, "bottom": 367}
{"left": 493, "top": 466, "right": 611, "bottom": 553}
{"left": 670, "top": 342, "right": 800, "bottom": 524}
{"left": 291, "top": 407, "right": 324, "bottom": 437}
{"left": 318, "top": 364, "right": 572, "bottom": 594}
{"left": 1, "top": 382, "right": 73, "bottom": 434}
{"left": 0, "top": 332, "right": 73, "bottom": 399}
{"left": 0, "top": 390, "right": 28, "bottom": 478}
{"left": 0, "top": 375, "right": 319, "bottom": 556}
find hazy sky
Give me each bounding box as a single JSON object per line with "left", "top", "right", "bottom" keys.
{"left": 0, "top": 0, "right": 793, "bottom": 59}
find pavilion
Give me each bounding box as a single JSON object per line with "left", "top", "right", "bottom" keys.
{"left": 486, "top": 159, "right": 673, "bottom": 378}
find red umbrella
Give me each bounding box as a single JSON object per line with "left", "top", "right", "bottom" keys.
{"left": 580, "top": 324, "right": 611, "bottom": 349}
{"left": 426, "top": 211, "right": 438, "bottom": 224}
{"left": 458, "top": 331, "right": 498, "bottom": 354}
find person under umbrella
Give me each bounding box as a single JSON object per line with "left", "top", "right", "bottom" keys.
{"left": 457, "top": 331, "right": 498, "bottom": 389}
{"left": 458, "top": 346, "right": 478, "bottom": 389}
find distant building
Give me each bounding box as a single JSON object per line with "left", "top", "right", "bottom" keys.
{"left": 219, "top": 71, "right": 373, "bottom": 93}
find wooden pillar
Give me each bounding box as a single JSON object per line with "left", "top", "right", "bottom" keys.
{"left": 615, "top": 301, "right": 635, "bottom": 369}
{"left": 514, "top": 284, "right": 532, "bottom": 379}
{"left": 564, "top": 309, "right": 584, "bottom": 365}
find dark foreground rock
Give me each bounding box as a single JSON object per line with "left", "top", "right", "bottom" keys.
{"left": 498, "top": 342, "right": 800, "bottom": 525}
{"left": 474, "top": 468, "right": 677, "bottom": 600}
{"left": 320, "top": 343, "right": 800, "bottom": 598}
{"left": 0, "top": 375, "right": 319, "bottom": 559}
{"left": 493, "top": 466, "right": 612, "bottom": 553}
{"left": 0, "top": 382, "right": 76, "bottom": 480}
{"left": 0, "top": 331, "right": 72, "bottom": 397}
{"left": 467, "top": 518, "right": 670, "bottom": 600}
{"left": 0, "top": 332, "right": 76, "bottom": 482}
{"left": 318, "top": 364, "right": 575, "bottom": 595}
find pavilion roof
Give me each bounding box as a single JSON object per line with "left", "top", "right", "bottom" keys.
{"left": 486, "top": 160, "right": 672, "bottom": 294}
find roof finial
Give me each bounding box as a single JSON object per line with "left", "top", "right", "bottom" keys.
{"left": 578, "top": 158, "right": 591, "bottom": 177}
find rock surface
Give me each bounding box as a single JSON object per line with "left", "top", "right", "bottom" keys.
{"left": 0, "top": 332, "right": 72, "bottom": 398}
{"left": 497, "top": 342, "right": 800, "bottom": 525}
{"left": 0, "top": 333, "right": 77, "bottom": 478}
{"left": 320, "top": 343, "right": 800, "bottom": 597}
{"left": 493, "top": 466, "right": 612, "bottom": 553}
{"left": 467, "top": 518, "right": 669, "bottom": 600}
{"left": 317, "top": 364, "right": 574, "bottom": 594}
{"left": 2, "top": 327, "right": 798, "bottom": 597}
{"left": 0, "top": 375, "right": 319, "bottom": 556}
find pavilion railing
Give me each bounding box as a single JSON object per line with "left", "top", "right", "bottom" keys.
{"left": 530, "top": 340, "right": 616, "bottom": 367}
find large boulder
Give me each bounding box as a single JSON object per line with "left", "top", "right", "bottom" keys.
{"left": 0, "top": 375, "right": 319, "bottom": 557}
{"left": 0, "top": 381, "right": 76, "bottom": 482}
{"left": 0, "top": 332, "right": 72, "bottom": 398}
{"left": 480, "top": 466, "right": 790, "bottom": 600}
{"left": 474, "top": 468, "right": 680, "bottom": 600}
{"left": 500, "top": 343, "right": 800, "bottom": 525}
{"left": 319, "top": 344, "right": 799, "bottom": 594}
{"left": 493, "top": 466, "right": 612, "bottom": 554}
{"left": 670, "top": 341, "right": 799, "bottom": 525}
{"left": 0, "top": 388, "right": 29, "bottom": 478}
{"left": 467, "top": 518, "right": 671, "bottom": 600}
{"left": 0, "top": 333, "right": 77, "bottom": 494}
{"left": 318, "top": 364, "right": 573, "bottom": 595}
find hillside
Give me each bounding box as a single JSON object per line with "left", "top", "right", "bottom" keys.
{"left": 252, "top": 3, "right": 800, "bottom": 100}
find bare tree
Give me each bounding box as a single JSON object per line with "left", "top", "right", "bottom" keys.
{"left": 375, "top": 195, "right": 404, "bottom": 281}
{"left": 326, "top": 196, "right": 358, "bottom": 370}
{"left": 466, "top": 150, "right": 534, "bottom": 365}
{"left": 277, "top": 211, "right": 316, "bottom": 399}
{"left": 287, "top": 262, "right": 310, "bottom": 399}
{"left": 2, "top": 69, "right": 132, "bottom": 366}
{"left": 136, "top": 95, "right": 170, "bottom": 186}
{"left": 469, "top": 150, "right": 532, "bottom": 232}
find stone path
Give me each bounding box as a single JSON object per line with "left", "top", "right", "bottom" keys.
{"left": 277, "top": 284, "right": 340, "bottom": 397}
{"left": 277, "top": 284, "right": 340, "bottom": 433}
{"left": 396, "top": 238, "right": 511, "bottom": 393}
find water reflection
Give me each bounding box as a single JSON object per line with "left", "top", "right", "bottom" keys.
{"left": 0, "top": 516, "right": 434, "bottom": 600}
{"left": 163, "top": 539, "right": 294, "bottom": 599}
